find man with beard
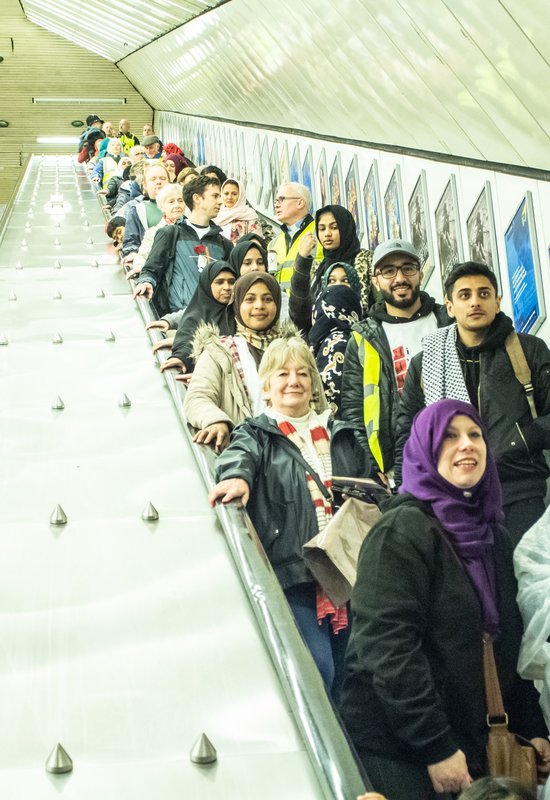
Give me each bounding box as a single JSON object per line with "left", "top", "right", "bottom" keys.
{"left": 341, "top": 239, "right": 449, "bottom": 484}
{"left": 394, "top": 261, "right": 550, "bottom": 545}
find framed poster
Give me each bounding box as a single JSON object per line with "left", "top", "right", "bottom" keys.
{"left": 329, "top": 152, "right": 343, "bottom": 206}
{"left": 252, "top": 135, "right": 263, "bottom": 205}
{"left": 363, "top": 160, "right": 383, "bottom": 251}
{"left": 301, "top": 145, "right": 314, "bottom": 213}
{"left": 279, "top": 140, "right": 290, "bottom": 185}
{"left": 345, "top": 154, "right": 363, "bottom": 240}
{"left": 316, "top": 149, "right": 328, "bottom": 209}
{"left": 384, "top": 165, "right": 406, "bottom": 240}
{"left": 269, "top": 140, "right": 280, "bottom": 208}
{"left": 238, "top": 131, "right": 247, "bottom": 186}
{"left": 408, "top": 170, "right": 435, "bottom": 286}
{"left": 435, "top": 175, "right": 464, "bottom": 287}
{"left": 504, "top": 192, "right": 546, "bottom": 334}
{"left": 466, "top": 182, "right": 501, "bottom": 292}
{"left": 290, "top": 143, "right": 301, "bottom": 183}
{"left": 261, "top": 136, "right": 271, "bottom": 208}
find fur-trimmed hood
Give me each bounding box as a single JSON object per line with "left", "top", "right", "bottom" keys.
{"left": 191, "top": 319, "right": 301, "bottom": 362}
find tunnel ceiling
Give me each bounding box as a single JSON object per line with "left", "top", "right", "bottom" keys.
{"left": 20, "top": 0, "right": 550, "bottom": 171}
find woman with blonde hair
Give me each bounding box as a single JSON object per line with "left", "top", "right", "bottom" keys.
{"left": 208, "top": 335, "right": 370, "bottom": 696}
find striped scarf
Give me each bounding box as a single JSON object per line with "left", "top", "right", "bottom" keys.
{"left": 277, "top": 418, "right": 348, "bottom": 633}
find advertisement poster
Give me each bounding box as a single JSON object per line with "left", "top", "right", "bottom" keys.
{"left": 301, "top": 145, "right": 314, "bottom": 212}
{"left": 384, "top": 165, "right": 406, "bottom": 240}
{"left": 345, "top": 154, "right": 362, "bottom": 240}
{"left": 290, "top": 143, "right": 301, "bottom": 183}
{"left": 253, "top": 135, "right": 263, "bottom": 205}
{"left": 329, "top": 152, "right": 343, "bottom": 206}
{"left": 504, "top": 192, "right": 546, "bottom": 334}
{"left": 279, "top": 141, "right": 290, "bottom": 185}
{"left": 261, "top": 136, "right": 271, "bottom": 208}
{"left": 269, "top": 139, "right": 279, "bottom": 208}
{"left": 316, "top": 149, "right": 328, "bottom": 209}
{"left": 363, "top": 161, "right": 383, "bottom": 251}
{"left": 408, "top": 170, "right": 434, "bottom": 286}
{"left": 435, "top": 176, "right": 464, "bottom": 287}
{"left": 466, "top": 182, "right": 501, "bottom": 292}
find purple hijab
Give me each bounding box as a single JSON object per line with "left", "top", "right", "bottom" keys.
{"left": 400, "top": 399, "right": 504, "bottom": 634}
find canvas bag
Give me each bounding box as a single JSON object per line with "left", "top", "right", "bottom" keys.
{"left": 303, "top": 497, "right": 381, "bottom": 607}
{"left": 483, "top": 636, "right": 538, "bottom": 793}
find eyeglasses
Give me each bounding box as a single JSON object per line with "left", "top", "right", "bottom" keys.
{"left": 374, "top": 262, "right": 420, "bottom": 279}
{"left": 274, "top": 196, "right": 301, "bottom": 205}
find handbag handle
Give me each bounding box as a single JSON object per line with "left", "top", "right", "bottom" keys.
{"left": 483, "top": 636, "right": 508, "bottom": 726}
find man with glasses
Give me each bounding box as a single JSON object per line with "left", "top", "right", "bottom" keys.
{"left": 341, "top": 238, "right": 449, "bottom": 484}
{"left": 270, "top": 183, "right": 322, "bottom": 294}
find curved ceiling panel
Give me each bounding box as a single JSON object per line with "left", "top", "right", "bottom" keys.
{"left": 117, "top": 0, "right": 550, "bottom": 170}
{"left": 21, "top": 0, "right": 225, "bottom": 61}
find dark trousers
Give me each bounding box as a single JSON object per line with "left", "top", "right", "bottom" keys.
{"left": 357, "top": 750, "right": 452, "bottom": 800}
{"left": 504, "top": 496, "right": 546, "bottom": 549}
{"left": 284, "top": 582, "right": 349, "bottom": 698}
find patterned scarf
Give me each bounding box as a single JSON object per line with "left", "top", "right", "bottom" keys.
{"left": 422, "top": 323, "right": 470, "bottom": 406}
{"left": 235, "top": 319, "right": 281, "bottom": 367}
{"left": 277, "top": 417, "right": 348, "bottom": 633}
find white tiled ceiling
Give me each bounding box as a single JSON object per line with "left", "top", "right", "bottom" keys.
{"left": 19, "top": 0, "right": 550, "bottom": 171}
{"left": 21, "top": 0, "right": 225, "bottom": 61}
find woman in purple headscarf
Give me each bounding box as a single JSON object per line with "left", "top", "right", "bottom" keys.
{"left": 339, "top": 399, "right": 549, "bottom": 800}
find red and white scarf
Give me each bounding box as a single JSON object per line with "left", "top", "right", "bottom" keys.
{"left": 277, "top": 416, "right": 348, "bottom": 633}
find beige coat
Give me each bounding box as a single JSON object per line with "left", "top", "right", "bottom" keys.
{"left": 183, "top": 324, "right": 253, "bottom": 430}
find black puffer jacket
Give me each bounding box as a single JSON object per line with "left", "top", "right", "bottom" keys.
{"left": 340, "top": 493, "right": 548, "bottom": 774}
{"left": 340, "top": 293, "right": 449, "bottom": 474}
{"left": 214, "top": 414, "right": 370, "bottom": 589}
{"left": 394, "top": 316, "right": 550, "bottom": 504}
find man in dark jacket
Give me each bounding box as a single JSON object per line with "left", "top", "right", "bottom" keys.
{"left": 394, "top": 261, "right": 550, "bottom": 544}
{"left": 134, "top": 174, "right": 232, "bottom": 319}
{"left": 341, "top": 239, "right": 449, "bottom": 482}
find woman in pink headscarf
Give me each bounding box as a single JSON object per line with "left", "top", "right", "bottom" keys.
{"left": 214, "top": 178, "right": 260, "bottom": 243}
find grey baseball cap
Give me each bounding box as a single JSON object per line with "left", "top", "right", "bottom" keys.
{"left": 372, "top": 238, "right": 420, "bottom": 272}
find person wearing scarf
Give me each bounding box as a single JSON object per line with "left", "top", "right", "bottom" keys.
{"left": 290, "top": 204, "right": 373, "bottom": 334}
{"left": 309, "top": 263, "right": 362, "bottom": 416}
{"left": 164, "top": 153, "right": 188, "bottom": 180}
{"left": 208, "top": 335, "right": 371, "bottom": 697}
{"left": 183, "top": 273, "right": 282, "bottom": 450}
{"left": 161, "top": 260, "right": 238, "bottom": 373}
{"left": 214, "top": 179, "right": 261, "bottom": 243}
{"left": 228, "top": 239, "right": 268, "bottom": 276}
{"left": 340, "top": 399, "right": 549, "bottom": 800}
{"left": 130, "top": 184, "right": 185, "bottom": 275}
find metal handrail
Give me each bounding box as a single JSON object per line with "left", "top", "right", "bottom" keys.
{"left": 94, "top": 176, "right": 370, "bottom": 800}
{"left": 0, "top": 155, "right": 32, "bottom": 247}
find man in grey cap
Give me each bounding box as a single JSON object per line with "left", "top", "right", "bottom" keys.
{"left": 142, "top": 135, "right": 163, "bottom": 160}
{"left": 341, "top": 238, "right": 449, "bottom": 484}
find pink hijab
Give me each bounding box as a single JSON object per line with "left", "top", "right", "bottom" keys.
{"left": 214, "top": 179, "right": 258, "bottom": 227}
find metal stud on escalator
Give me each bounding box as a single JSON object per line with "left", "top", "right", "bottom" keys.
{"left": 141, "top": 501, "right": 159, "bottom": 521}
{"left": 51, "top": 396, "right": 65, "bottom": 410}
{"left": 118, "top": 392, "right": 131, "bottom": 408}
{"left": 45, "top": 742, "right": 73, "bottom": 774}
{"left": 52, "top": 332, "right": 63, "bottom": 344}
{"left": 190, "top": 733, "right": 217, "bottom": 765}
{"left": 49, "top": 505, "right": 68, "bottom": 526}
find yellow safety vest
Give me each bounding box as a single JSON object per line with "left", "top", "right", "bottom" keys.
{"left": 118, "top": 132, "right": 138, "bottom": 155}
{"left": 101, "top": 155, "right": 120, "bottom": 189}
{"left": 270, "top": 220, "right": 323, "bottom": 287}
{"left": 352, "top": 331, "right": 384, "bottom": 473}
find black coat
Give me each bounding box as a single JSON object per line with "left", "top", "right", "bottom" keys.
{"left": 340, "top": 294, "right": 450, "bottom": 474}
{"left": 393, "top": 327, "right": 550, "bottom": 504}
{"left": 214, "top": 414, "right": 371, "bottom": 589}
{"left": 339, "top": 493, "right": 548, "bottom": 775}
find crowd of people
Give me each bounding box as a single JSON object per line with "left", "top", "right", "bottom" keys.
{"left": 87, "top": 117, "right": 550, "bottom": 800}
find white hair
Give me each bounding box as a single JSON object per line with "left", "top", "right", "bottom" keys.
{"left": 156, "top": 183, "right": 183, "bottom": 212}
{"left": 278, "top": 181, "right": 311, "bottom": 209}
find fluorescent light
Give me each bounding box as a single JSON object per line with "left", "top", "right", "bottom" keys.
{"left": 36, "top": 137, "right": 80, "bottom": 144}
{"left": 33, "top": 97, "right": 127, "bottom": 104}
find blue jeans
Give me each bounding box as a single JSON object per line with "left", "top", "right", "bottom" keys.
{"left": 284, "top": 582, "right": 349, "bottom": 698}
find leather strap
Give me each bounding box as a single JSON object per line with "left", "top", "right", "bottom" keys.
{"left": 505, "top": 332, "right": 538, "bottom": 420}
{"left": 483, "top": 636, "right": 508, "bottom": 725}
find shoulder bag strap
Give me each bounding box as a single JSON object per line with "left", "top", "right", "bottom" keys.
{"left": 483, "top": 635, "right": 508, "bottom": 726}
{"left": 505, "top": 332, "right": 537, "bottom": 419}
{"left": 277, "top": 437, "right": 331, "bottom": 500}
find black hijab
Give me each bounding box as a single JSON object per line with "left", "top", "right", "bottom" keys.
{"left": 171, "top": 260, "right": 238, "bottom": 368}
{"left": 312, "top": 205, "right": 362, "bottom": 297}
{"left": 229, "top": 240, "right": 269, "bottom": 275}
{"left": 237, "top": 231, "right": 268, "bottom": 250}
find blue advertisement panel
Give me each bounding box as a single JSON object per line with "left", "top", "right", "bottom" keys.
{"left": 504, "top": 193, "right": 545, "bottom": 334}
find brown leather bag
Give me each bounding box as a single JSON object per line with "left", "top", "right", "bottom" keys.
{"left": 483, "top": 636, "right": 538, "bottom": 793}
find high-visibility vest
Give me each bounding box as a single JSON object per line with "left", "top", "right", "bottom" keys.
{"left": 101, "top": 155, "right": 120, "bottom": 188}
{"left": 118, "top": 132, "right": 138, "bottom": 155}
{"left": 270, "top": 220, "right": 323, "bottom": 287}
{"left": 352, "top": 331, "right": 385, "bottom": 473}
